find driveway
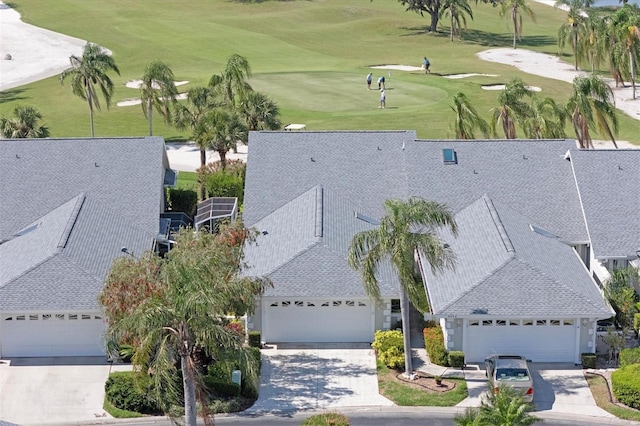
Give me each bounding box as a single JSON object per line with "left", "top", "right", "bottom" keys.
{"left": 0, "top": 357, "right": 131, "bottom": 425}
{"left": 246, "top": 343, "right": 393, "bottom": 414}
{"left": 457, "top": 363, "right": 612, "bottom": 418}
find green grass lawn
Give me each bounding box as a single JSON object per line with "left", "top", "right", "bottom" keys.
{"left": 2, "top": 0, "right": 639, "bottom": 143}
{"left": 585, "top": 373, "right": 640, "bottom": 422}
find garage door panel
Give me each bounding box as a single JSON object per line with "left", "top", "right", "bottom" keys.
{"left": 1, "top": 314, "right": 107, "bottom": 357}
{"left": 264, "top": 299, "right": 373, "bottom": 343}
{"left": 465, "top": 319, "right": 576, "bottom": 363}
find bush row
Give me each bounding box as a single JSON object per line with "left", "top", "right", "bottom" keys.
{"left": 611, "top": 363, "right": 640, "bottom": 410}
{"left": 619, "top": 347, "right": 640, "bottom": 368}
{"left": 371, "top": 330, "right": 405, "bottom": 370}
{"left": 105, "top": 371, "right": 161, "bottom": 414}
{"left": 423, "top": 325, "right": 448, "bottom": 366}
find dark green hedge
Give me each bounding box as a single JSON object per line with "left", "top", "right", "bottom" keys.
{"left": 167, "top": 188, "right": 197, "bottom": 217}
{"left": 448, "top": 351, "right": 465, "bottom": 368}
{"left": 612, "top": 364, "right": 640, "bottom": 409}
{"left": 105, "top": 371, "right": 160, "bottom": 414}
{"left": 619, "top": 347, "right": 640, "bottom": 368}
{"left": 423, "top": 325, "right": 448, "bottom": 366}
{"left": 581, "top": 353, "right": 597, "bottom": 369}
{"left": 248, "top": 331, "right": 261, "bottom": 348}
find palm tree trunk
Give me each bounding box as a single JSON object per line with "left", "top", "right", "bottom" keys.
{"left": 181, "top": 355, "right": 198, "bottom": 426}
{"left": 199, "top": 149, "right": 207, "bottom": 201}
{"left": 87, "top": 88, "right": 95, "bottom": 138}
{"left": 148, "top": 103, "right": 154, "bottom": 136}
{"left": 219, "top": 150, "right": 227, "bottom": 170}
{"left": 399, "top": 287, "right": 413, "bottom": 378}
{"left": 629, "top": 50, "right": 636, "bottom": 100}
{"left": 450, "top": 17, "right": 454, "bottom": 42}
{"left": 573, "top": 29, "right": 578, "bottom": 71}
{"left": 512, "top": 9, "right": 518, "bottom": 49}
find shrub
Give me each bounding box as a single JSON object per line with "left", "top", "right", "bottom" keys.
{"left": 423, "top": 326, "right": 448, "bottom": 366}
{"left": 634, "top": 313, "right": 640, "bottom": 336}
{"left": 104, "top": 371, "right": 160, "bottom": 414}
{"left": 379, "top": 346, "right": 405, "bottom": 370}
{"left": 167, "top": 188, "right": 197, "bottom": 217}
{"left": 448, "top": 351, "right": 465, "bottom": 368}
{"left": 204, "top": 171, "right": 244, "bottom": 205}
{"left": 248, "top": 331, "right": 262, "bottom": 348}
{"left": 612, "top": 364, "right": 640, "bottom": 409}
{"left": 581, "top": 353, "right": 597, "bottom": 369}
{"left": 246, "top": 346, "right": 262, "bottom": 374}
{"left": 302, "top": 412, "right": 350, "bottom": 426}
{"left": 619, "top": 347, "right": 640, "bottom": 368}
{"left": 371, "top": 329, "right": 404, "bottom": 353}
{"left": 209, "top": 398, "right": 243, "bottom": 414}
{"left": 225, "top": 321, "right": 245, "bottom": 339}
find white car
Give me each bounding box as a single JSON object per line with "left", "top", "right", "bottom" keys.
{"left": 485, "top": 354, "right": 534, "bottom": 403}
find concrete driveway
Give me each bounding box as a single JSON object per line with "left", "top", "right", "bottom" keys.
{"left": 457, "top": 363, "right": 612, "bottom": 418}
{"left": 0, "top": 357, "right": 131, "bottom": 425}
{"left": 246, "top": 343, "right": 393, "bottom": 414}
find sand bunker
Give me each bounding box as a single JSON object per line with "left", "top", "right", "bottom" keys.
{"left": 370, "top": 65, "right": 423, "bottom": 72}
{"left": 125, "top": 80, "right": 189, "bottom": 89}
{"left": 444, "top": 73, "right": 499, "bottom": 79}
{"left": 482, "top": 84, "right": 542, "bottom": 92}
{"left": 117, "top": 92, "right": 188, "bottom": 107}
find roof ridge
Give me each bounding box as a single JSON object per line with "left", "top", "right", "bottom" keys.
{"left": 58, "top": 193, "right": 86, "bottom": 249}
{"left": 483, "top": 195, "right": 515, "bottom": 253}
{"left": 315, "top": 186, "right": 323, "bottom": 240}
{"left": 0, "top": 253, "right": 58, "bottom": 290}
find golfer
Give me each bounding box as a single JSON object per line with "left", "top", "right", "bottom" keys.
{"left": 379, "top": 88, "right": 386, "bottom": 108}
{"left": 377, "top": 76, "right": 385, "bottom": 89}
{"left": 423, "top": 57, "right": 430, "bottom": 74}
{"left": 367, "top": 72, "right": 373, "bottom": 90}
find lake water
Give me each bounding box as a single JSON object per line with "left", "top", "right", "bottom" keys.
{"left": 592, "top": 0, "right": 639, "bottom": 7}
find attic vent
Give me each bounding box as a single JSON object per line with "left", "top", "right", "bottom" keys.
{"left": 13, "top": 223, "right": 40, "bottom": 237}
{"left": 443, "top": 148, "right": 457, "bottom": 164}
{"left": 530, "top": 224, "right": 559, "bottom": 239}
{"left": 355, "top": 212, "right": 380, "bottom": 226}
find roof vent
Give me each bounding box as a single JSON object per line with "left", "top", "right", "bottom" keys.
{"left": 530, "top": 224, "right": 559, "bottom": 239}
{"left": 443, "top": 148, "right": 457, "bottom": 164}
{"left": 355, "top": 212, "right": 380, "bottom": 226}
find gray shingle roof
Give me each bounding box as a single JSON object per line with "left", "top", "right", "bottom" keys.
{"left": 405, "top": 139, "right": 587, "bottom": 243}
{"left": 0, "top": 194, "right": 155, "bottom": 311}
{"left": 569, "top": 148, "right": 640, "bottom": 258}
{"left": 424, "top": 195, "right": 611, "bottom": 317}
{"left": 0, "top": 137, "right": 167, "bottom": 241}
{"left": 243, "top": 186, "right": 399, "bottom": 298}
{"left": 243, "top": 131, "right": 414, "bottom": 226}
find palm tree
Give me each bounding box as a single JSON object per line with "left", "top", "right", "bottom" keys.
{"left": 490, "top": 78, "right": 533, "bottom": 139}
{"left": 238, "top": 91, "right": 282, "bottom": 134}
{"left": 173, "top": 86, "right": 219, "bottom": 168}
{"left": 348, "top": 197, "right": 457, "bottom": 378}
{"left": 0, "top": 105, "right": 50, "bottom": 138}
{"left": 521, "top": 96, "right": 567, "bottom": 139}
{"left": 140, "top": 60, "right": 178, "bottom": 136}
{"left": 209, "top": 54, "right": 253, "bottom": 107}
{"left": 479, "top": 383, "right": 539, "bottom": 426}
{"left": 556, "top": 0, "right": 589, "bottom": 70}
{"left": 194, "top": 108, "right": 248, "bottom": 171}
{"left": 450, "top": 92, "right": 490, "bottom": 139}
{"left": 499, "top": 0, "right": 537, "bottom": 49}
{"left": 439, "top": 0, "right": 474, "bottom": 41}
{"left": 59, "top": 42, "right": 120, "bottom": 137}
{"left": 106, "top": 229, "right": 266, "bottom": 426}
{"left": 567, "top": 74, "right": 619, "bottom": 149}
{"left": 610, "top": 6, "right": 640, "bottom": 99}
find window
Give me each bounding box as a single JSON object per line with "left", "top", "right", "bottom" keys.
{"left": 482, "top": 320, "right": 493, "bottom": 326}
{"left": 294, "top": 301, "right": 303, "bottom": 307}
{"left": 563, "top": 319, "right": 574, "bottom": 326}
{"left": 509, "top": 320, "right": 520, "bottom": 326}
{"left": 346, "top": 301, "right": 355, "bottom": 307}
{"left": 43, "top": 314, "right": 52, "bottom": 320}
{"left": 550, "top": 319, "right": 561, "bottom": 326}
{"left": 523, "top": 320, "right": 533, "bottom": 326}
{"left": 4, "top": 317, "right": 12, "bottom": 321}
{"left": 69, "top": 314, "right": 78, "bottom": 320}
{"left": 333, "top": 301, "right": 342, "bottom": 307}
{"left": 29, "top": 315, "right": 38, "bottom": 320}
{"left": 358, "top": 302, "right": 367, "bottom": 307}
{"left": 281, "top": 301, "right": 291, "bottom": 307}
{"left": 536, "top": 320, "right": 547, "bottom": 326}
{"left": 81, "top": 314, "right": 91, "bottom": 320}
{"left": 307, "top": 302, "right": 315, "bottom": 307}
{"left": 321, "top": 302, "right": 330, "bottom": 307}
{"left": 496, "top": 320, "right": 506, "bottom": 326}
{"left": 443, "top": 148, "right": 458, "bottom": 164}
{"left": 270, "top": 302, "right": 278, "bottom": 307}
{"left": 16, "top": 315, "right": 25, "bottom": 321}
{"left": 55, "top": 314, "right": 65, "bottom": 320}
{"left": 469, "top": 320, "right": 479, "bottom": 326}
{"left": 391, "top": 299, "right": 401, "bottom": 313}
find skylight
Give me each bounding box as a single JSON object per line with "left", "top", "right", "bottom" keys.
{"left": 355, "top": 212, "right": 380, "bottom": 226}
{"left": 529, "top": 224, "right": 559, "bottom": 239}
{"left": 13, "top": 223, "right": 40, "bottom": 237}
{"left": 443, "top": 148, "right": 457, "bottom": 164}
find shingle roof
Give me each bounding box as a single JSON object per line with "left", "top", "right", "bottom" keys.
{"left": 0, "top": 137, "right": 167, "bottom": 241}
{"left": 423, "top": 195, "right": 612, "bottom": 317}
{"left": 0, "top": 194, "right": 155, "bottom": 311}
{"left": 243, "top": 131, "right": 414, "bottom": 226}
{"left": 569, "top": 148, "right": 640, "bottom": 259}
{"left": 243, "top": 186, "right": 399, "bottom": 298}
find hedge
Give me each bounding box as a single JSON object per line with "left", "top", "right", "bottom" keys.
{"left": 104, "top": 371, "right": 160, "bottom": 414}
{"left": 448, "top": 351, "right": 465, "bottom": 368}
{"left": 581, "top": 353, "right": 597, "bottom": 369}
{"left": 248, "top": 331, "right": 261, "bottom": 348}
{"left": 372, "top": 330, "right": 405, "bottom": 370}
{"left": 423, "top": 326, "right": 448, "bottom": 366}
{"left": 619, "top": 347, "right": 640, "bottom": 368}
{"left": 167, "top": 188, "right": 197, "bottom": 217}
{"left": 611, "top": 364, "right": 640, "bottom": 410}
{"left": 634, "top": 313, "right": 640, "bottom": 335}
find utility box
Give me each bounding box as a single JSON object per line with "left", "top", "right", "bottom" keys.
{"left": 231, "top": 370, "right": 242, "bottom": 386}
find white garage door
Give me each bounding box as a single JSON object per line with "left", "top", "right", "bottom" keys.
{"left": 1, "top": 313, "right": 107, "bottom": 357}
{"left": 263, "top": 299, "right": 374, "bottom": 343}
{"left": 465, "top": 319, "right": 577, "bottom": 363}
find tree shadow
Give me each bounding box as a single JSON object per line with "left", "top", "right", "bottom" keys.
{"left": 454, "top": 30, "right": 555, "bottom": 48}
{"left": 5, "top": 356, "right": 110, "bottom": 366}
{"left": 0, "top": 88, "right": 28, "bottom": 103}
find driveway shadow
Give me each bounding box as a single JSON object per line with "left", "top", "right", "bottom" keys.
{"left": 532, "top": 363, "right": 587, "bottom": 411}
{"left": 5, "top": 356, "right": 110, "bottom": 366}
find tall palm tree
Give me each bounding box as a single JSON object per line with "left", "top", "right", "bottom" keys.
{"left": 567, "top": 74, "right": 619, "bottom": 149}
{"left": 59, "top": 42, "right": 120, "bottom": 137}
{"left": 521, "top": 96, "right": 567, "bottom": 139}
{"left": 439, "top": 0, "right": 474, "bottom": 41}
{"left": 610, "top": 6, "right": 640, "bottom": 99}
{"left": 238, "top": 91, "right": 282, "bottom": 134}
{"left": 140, "top": 60, "right": 178, "bottom": 136}
{"left": 499, "top": 0, "right": 537, "bottom": 49}
{"left": 209, "top": 54, "right": 253, "bottom": 108}
{"left": 348, "top": 197, "right": 457, "bottom": 378}
{"left": 194, "top": 108, "right": 248, "bottom": 171}
{"left": 556, "top": 0, "right": 590, "bottom": 70}
{"left": 490, "top": 78, "right": 533, "bottom": 139}
{"left": 450, "top": 92, "right": 490, "bottom": 139}
{"left": 173, "top": 86, "right": 219, "bottom": 168}
{"left": 0, "top": 105, "right": 50, "bottom": 138}
{"left": 581, "top": 11, "right": 609, "bottom": 73}
{"left": 106, "top": 229, "right": 266, "bottom": 426}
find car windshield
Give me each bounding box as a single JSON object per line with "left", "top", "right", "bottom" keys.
{"left": 496, "top": 368, "right": 529, "bottom": 381}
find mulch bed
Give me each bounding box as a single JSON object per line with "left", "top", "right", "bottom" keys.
{"left": 395, "top": 371, "right": 456, "bottom": 393}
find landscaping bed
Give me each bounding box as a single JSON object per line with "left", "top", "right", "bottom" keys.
{"left": 395, "top": 371, "right": 457, "bottom": 393}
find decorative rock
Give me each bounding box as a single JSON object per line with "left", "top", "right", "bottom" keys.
{"left": 4, "top": 53, "right": 12, "bottom": 60}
